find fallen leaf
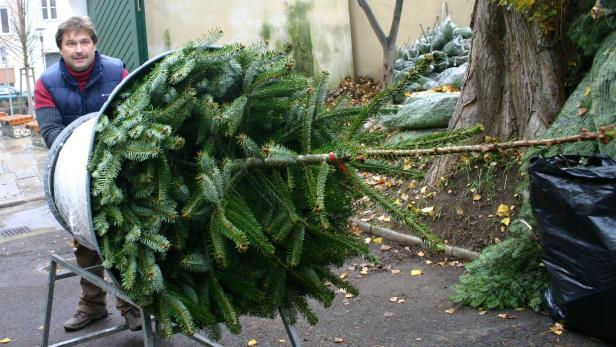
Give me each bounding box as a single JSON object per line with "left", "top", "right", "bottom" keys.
{"left": 348, "top": 265, "right": 356, "bottom": 271}
{"left": 345, "top": 293, "right": 354, "bottom": 298}
{"left": 497, "top": 313, "right": 508, "bottom": 319}
{"left": 455, "top": 207, "right": 464, "bottom": 215}
{"left": 373, "top": 237, "right": 383, "bottom": 245}
{"left": 401, "top": 193, "right": 410, "bottom": 201}
{"left": 410, "top": 269, "right": 423, "bottom": 276}
{"left": 397, "top": 299, "right": 406, "bottom": 304}
{"left": 473, "top": 194, "right": 482, "bottom": 201}
{"left": 479, "top": 310, "right": 487, "bottom": 316}
{"left": 393, "top": 199, "right": 402, "bottom": 206}
{"left": 496, "top": 204, "right": 510, "bottom": 217}
{"left": 339, "top": 272, "right": 348, "bottom": 279}
{"left": 408, "top": 180, "right": 418, "bottom": 189}
{"left": 549, "top": 322, "right": 565, "bottom": 336}
{"left": 391, "top": 269, "right": 401, "bottom": 274}
{"left": 445, "top": 308, "right": 456, "bottom": 314}
{"left": 384, "top": 312, "right": 394, "bottom": 318}
{"left": 420, "top": 206, "right": 435, "bottom": 217}
{"left": 248, "top": 339, "right": 258, "bottom": 346}
{"left": 417, "top": 251, "right": 425, "bottom": 257}
{"left": 360, "top": 267, "right": 369, "bottom": 275}
{"left": 420, "top": 186, "right": 427, "bottom": 194}
{"left": 415, "top": 338, "right": 422, "bottom": 341}
{"left": 438, "top": 261, "right": 446, "bottom": 266}
{"left": 500, "top": 217, "right": 510, "bottom": 226}
{"left": 583, "top": 86, "right": 591, "bottom": 97}
{"left": 334, "top": 337, "right": 345, "bottom": 343}
{"left": 389, "top": 296, "right": 398, "bottom": 302}
{"left": 364, "top": 237, "right": 372, "bottom": 244}
{"left": 0, "top": 338, "right": 12, "bottom": 344}
{"left": 578, "top": 107, "right": 588, "bottom": 116}
{"left": 351, "top": 224, "right": 361, "bottom": 235}
{"left": 278, "top": 339, "right": 286, "bottom": 343}
{"left": 425, "top": 260, "right": 433, "bottom": 265}
{"left": 381, "top": 245, "right": 392, "bottom": 251}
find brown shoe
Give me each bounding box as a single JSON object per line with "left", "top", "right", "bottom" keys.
{"left": 123, "top": 307, "right": 142, "bottom": 331}
{"left": 63, "top": 310, "right": 108, "bottom": 331}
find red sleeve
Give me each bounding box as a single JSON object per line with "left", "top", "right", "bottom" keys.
{"left": 122, "top": 69, "right": 129, "bottom": 80}
{"left": 34, "top": 79, "right": 57, "bottom": 110}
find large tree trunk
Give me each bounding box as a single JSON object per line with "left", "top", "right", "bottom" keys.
{"left": 425, "top": 0, "right": 568, "bottom": 184}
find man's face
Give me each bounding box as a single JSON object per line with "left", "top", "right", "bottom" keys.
{"left": 59, "top": 29, "right": 96, "bottom": 72}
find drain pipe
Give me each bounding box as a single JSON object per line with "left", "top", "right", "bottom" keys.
{"left": 349, "top": 219, "right": 480, "bottom": 261}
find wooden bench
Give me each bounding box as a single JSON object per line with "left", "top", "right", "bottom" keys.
{"left": 0, "top": 114, "right": 34, "bottom": 138}
{"left": 25, "top": 120, "right": 46, "bottom": 148}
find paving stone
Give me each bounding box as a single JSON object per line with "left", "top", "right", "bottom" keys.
{"left": 0, "top": 180, "right": 20, "bottom": 199}
{"left": 15, "top": 169, "right": 36, "bottom": 179}
{"left": 16, "top": 176, "right": 42, "bottom": 195}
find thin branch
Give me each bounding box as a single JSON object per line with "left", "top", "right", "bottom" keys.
{"left": 357, "top": 0, "right": 387, "bottom": 45}
{"left": 387, "top": 0, "right": 404, "bottom": 47}
{"left": 364, "top": 127, "right": 616, "bottom": 158}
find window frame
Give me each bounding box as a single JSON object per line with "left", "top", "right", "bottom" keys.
{"left": 41, "top": 0, "right": 57, "bottom": 20}
{"left": 0, "top": 7, "right": 10, "bottom": 35}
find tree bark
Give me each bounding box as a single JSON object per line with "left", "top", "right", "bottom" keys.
{"left": 424, "top": 0, "right": 568, "bottom": 184}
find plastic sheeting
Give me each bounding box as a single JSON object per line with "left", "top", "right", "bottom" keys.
{"left": 51, "top": 115, "right": 99, "bottom": 250}
{"left": 530, "top": 154, "right": 616, "bottom": 343}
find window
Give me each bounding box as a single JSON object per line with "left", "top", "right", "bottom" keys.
{"left": 41, "top": 0, "right": 57, "bottom": 20}
{"left": 0, "top": 8, "right": 8, "bottom": 33}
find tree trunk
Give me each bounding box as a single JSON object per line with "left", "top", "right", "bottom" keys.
{"left": 382, "top": 41, "right": 395, "bottom": 86}
{"left": 424, "top": 0, "right": 568, "bottom": 184}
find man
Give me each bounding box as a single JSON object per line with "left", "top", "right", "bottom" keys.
{"left": 35, "top": 16, "right": 141, "bottom": 332}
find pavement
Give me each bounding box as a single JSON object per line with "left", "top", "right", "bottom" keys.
{"left": 0, "top": 135, "right": 47, "bottom": 208}
{"left": 0, "top": 134, "right": 612, "bottom": 346}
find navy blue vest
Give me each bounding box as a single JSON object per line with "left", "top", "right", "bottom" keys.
{"left": 39, "top": 52, "right": 124, "bottom": 126}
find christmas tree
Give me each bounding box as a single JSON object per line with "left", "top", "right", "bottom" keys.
{"left": 88, "top": 31, "right": 480, "bottom": 337}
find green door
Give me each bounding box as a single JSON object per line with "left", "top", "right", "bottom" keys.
{"left": 86, "top": 0, "right": 148, "bottom": 72}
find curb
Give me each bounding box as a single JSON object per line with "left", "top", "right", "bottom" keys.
{"left": 349, "top": 219, "right": 480, "bottom": 261}
{"left": 0, "top": 193, "right": 46, "bottom": 209}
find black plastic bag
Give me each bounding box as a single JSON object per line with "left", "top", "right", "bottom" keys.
{"left": 529, "top": 154, "right": 616, "bottom": 343}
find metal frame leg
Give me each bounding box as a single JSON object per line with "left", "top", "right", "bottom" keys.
{"left": 141, "top": 309, "right": 155, "bottom": 347}
{"left": 41, "top": 257, "right": 58, "bottom": 347}
{"left": 279, "top": 308, "right": 302, "bottom": 347}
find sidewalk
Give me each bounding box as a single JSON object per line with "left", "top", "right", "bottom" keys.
{"left": 0, "top": 135, "right": 47, "bottom": 207}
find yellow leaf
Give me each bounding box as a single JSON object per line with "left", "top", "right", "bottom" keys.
{"left": 420, "top": 186, "right": 427, "bottom": 194}
{"left": 394, "top": 199, "right": 402, "bottom": 206}
{"left": 549, "top": 322, "right": 565, "bottom": 336}
{"left": 373, "top": 237, "right": 383, "bottom": 245}
{"left": 248, "top": 339, "right": 258, "bottom": 346}
{"left": 0, "top": 338, "right": 12, "bottom": 344}
{"left": 335, "top": 337, "right": 345, "bottom": 343}
{"left": 411, "top": 269, "right": 423, "bottom": 276}
{"left": 583, "top": 86, "right": 591, "bottom": 97}
{"left": 497, "top": 313, "right": 508, "bottom": 319}
{"left": 500, "top": 217, "right": 510, "bottom": 226}
{"left": 496, "top": 204, "right": 510, "bottom": 217}
{"left": 278, "top": 339, "right": 286, "bottom": 343}
{"left": 473, "top": 194, "right": 482, "bottom": 201}
{"left": 425, "top": 260, "right": 433, "bottom": 265}
{"left": 383, "top": 216, "right": 391, "bottom": 222}
{"left": 420, "top": 206, "right": 435, "bottom": 217}
{"left": 479, "top": 310, "right": 487, "bottom": 316}
{"left": 445, "top": 308, "right": 456, "bottom": 314}
{"left": 408, "top": 180, "right": 418, "bottom": 189}
{"left": 417, "top": 251, "right": 425, "bottom": 257}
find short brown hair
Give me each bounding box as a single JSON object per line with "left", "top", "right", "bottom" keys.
{"left": 55, "top": 16, "right": 98, "bottom": 48}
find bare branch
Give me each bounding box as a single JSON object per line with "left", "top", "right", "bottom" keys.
{"left": 357, "top": 0, "right": 387, "bottom": 45}
{"left": 387, "top": 0, "right": 404, "bottom": 47}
